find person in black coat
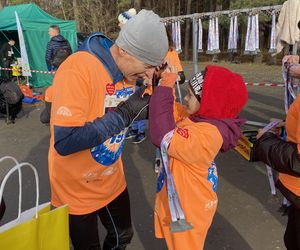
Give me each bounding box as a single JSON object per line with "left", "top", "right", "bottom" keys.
{"left": 0, "top": 39, "right": 15, "bottom": 81}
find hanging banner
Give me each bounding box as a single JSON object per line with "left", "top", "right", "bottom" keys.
{"left": 15, "top": 11, "right": 31, "bottom": 77}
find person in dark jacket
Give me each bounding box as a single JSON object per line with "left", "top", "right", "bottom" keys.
{"left": 251, "top": 54, "right": 300, "bottom": 250}
{"left": 0, "top": 39, "right": 15, "bottom": 81}
{"left": 45, "top": 25, "right": 72, "bottom": 72}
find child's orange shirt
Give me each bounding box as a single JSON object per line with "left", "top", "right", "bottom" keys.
{"left": 155, "top": 103, "right": 223, "bottom": 250}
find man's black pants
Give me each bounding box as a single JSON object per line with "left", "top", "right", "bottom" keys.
{"left": 1, "top": 58, "right": 11, "bottom": 81}
{"left": 69, "top": 188, "right": 133, "bottom": 250}
{"left": 284, "top": 205, "right": 300, "bottom": 250}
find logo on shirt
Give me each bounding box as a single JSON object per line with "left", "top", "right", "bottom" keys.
{"left": 208, "top": 161, "right": 218, "bottom": 192}
{"left": 204, "top": 200, "right": 218, "bottom": 211}
{"left": 176, "top": 128, "right": 189, "bottom": 138}
{"left": 106, "top": 83, "right": 115, "bottom": 96}
{"left": 56, "top": 106, "right": 72, "bottom": 117}
{"left": 90, "top": 129, "right": 126, "bottom": 166}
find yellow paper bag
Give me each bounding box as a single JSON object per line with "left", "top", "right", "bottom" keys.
{"left": 0, "top": 159, "right": 69, "bottom": 250}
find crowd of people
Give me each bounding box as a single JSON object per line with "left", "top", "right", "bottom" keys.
{"left": 0, "top": 6, "right": 299, "bottom": 250}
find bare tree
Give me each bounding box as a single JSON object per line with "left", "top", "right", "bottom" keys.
{"left": 0, "top": 0, "right": 7, "bottom": 9}
{"left": 73, "top": 0, "right": 80, "bottom": 31}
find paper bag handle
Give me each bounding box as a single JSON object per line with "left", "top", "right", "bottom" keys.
{"left": 0, "top": 159, "right": 39, "bottom": 219}
{"left": 0, "top": 156, "right": 23, "bottom": 219}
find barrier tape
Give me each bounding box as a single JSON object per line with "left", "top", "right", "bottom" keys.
{"left": 184, "top": 80, "right": 284, "bottom": 87}
{"left": 0, "top": 67, "right": 52, "bottom": 75}
{"left": 0, "top": 67, "right": 289, "bottom": 85}
{"left": 245, "top": 82, "right": 284, "bottom": 87}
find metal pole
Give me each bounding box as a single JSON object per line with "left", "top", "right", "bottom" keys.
{"left": 176, "top": 80, "right": 183, "bottom": 104}
{"left": 292, "top": 43, "right": 298, "bottom": 55}
{"left": 161, "top": 5, "right": 282, "bottom": 22}
{"left": 192, "top": 16, "right": 198, "bottom": 74}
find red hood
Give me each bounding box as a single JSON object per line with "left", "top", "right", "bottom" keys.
{"left": 195, "top": 65, "right": 248, "bottom": 119}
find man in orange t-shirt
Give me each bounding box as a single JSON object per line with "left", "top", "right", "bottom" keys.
{"left": 49, "top": 10, "right": 168, "bottom": 250}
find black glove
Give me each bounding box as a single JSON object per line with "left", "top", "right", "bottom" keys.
{"left": 115, "top": 85, "right": 150, "bottom": 127}
{"left": 178, "top": 71, "right": 186, "bottom": 85}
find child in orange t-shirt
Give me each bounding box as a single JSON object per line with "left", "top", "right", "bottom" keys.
{"left": 149, "top": 65, "right": 248, "bottom": 249}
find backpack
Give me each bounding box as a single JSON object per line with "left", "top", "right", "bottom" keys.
{"left": 0, "top": 97, "right": 22, "bottom": 118}
{"left": 52, "top": 46, "right": 72, "bottom": 68}
{"left": 0, "top": 81, "right": 24, "bottom": 105}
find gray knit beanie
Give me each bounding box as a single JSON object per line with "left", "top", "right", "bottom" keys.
{"left": 115, "top": 9, "right": 168, "bottom": 66}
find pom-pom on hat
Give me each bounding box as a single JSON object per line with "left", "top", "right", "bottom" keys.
{"left": 118, "top": 8, "right": 137, "bottom": 25}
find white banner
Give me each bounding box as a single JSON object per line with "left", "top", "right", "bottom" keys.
{"left": 15, "top": 11, "right": 31, "bottom": 77}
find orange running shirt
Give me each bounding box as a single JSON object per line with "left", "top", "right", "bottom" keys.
{"left": 155, "top": 104, "right": 223, "bottom": 250}
{"left": 49, "top": 51, "right": 127, "bottom": 215}
{"left": 279, "top": 94, "right": 300, "bottom": 197}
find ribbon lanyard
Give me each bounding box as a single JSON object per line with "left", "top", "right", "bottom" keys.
{"left": 172, "top": 21, "right": 176, "bottom": 50}
{"left": 214, "top": 17, "right": 220, "bottom": 52}
{"left": 207, "top": 17, "right": 213, "bottom": 53}
{"left": 245, "top": 15, "right": 251, "bottom": 53}
{"left": 207, "top": 16, "right": 219, "bottom": 54}
{"left": 255, "top": 14, "right": 260, "bottom": 53}
{"left": 233, "top": 15, "right": 239, "bottom": 51}
{"left": 250, "top": 15, "right": 256, "bottom": 53}
{"left": 228, "top": 16, "right": 234, "bottom": 51}
{"left": 176, "top": 21, "right": 182, "bottom": 53}
{"left": 160, "top": 130, "right": 193, "bottom": 233}
{"left": 211, "top": 17, "right": 216, "bottom": 52}
{"left": 197, "top": 18, "right": 203, "bottom": 52}
{"left": 269, "top": 11, "right": 276, "bottom": 53}
{"left": 282, "top": 62, "right": 297, "bottom": 113}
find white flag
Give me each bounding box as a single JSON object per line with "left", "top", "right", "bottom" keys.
{"left": 15, "top": 11, "right": 31, "bottom": 77}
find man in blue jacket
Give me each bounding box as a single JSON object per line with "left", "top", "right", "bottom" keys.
{"left": 45, "top": 25, "right": 72, "bottom": 71}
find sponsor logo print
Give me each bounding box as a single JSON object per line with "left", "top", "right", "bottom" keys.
{"left": 176, "top": 128, "right": 189, "bottom": 138}
{"left": 56, "top": 106, "right": 72, "bottom": 117}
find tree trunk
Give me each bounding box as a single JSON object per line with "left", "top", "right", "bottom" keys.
{"left": 134, "top": 0, "right": 142, "bottom": 11}
{"left": 72, "top": 0, "right": 81, "bottom": 31}
{"left": 212, "top": 2, "right": 222, "bottom": 62}
{"left": 0, "top": 0, "right": 7, "bottom": 9}
{"left": 184, "top": 0, "right": 192, "bottom": 61}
